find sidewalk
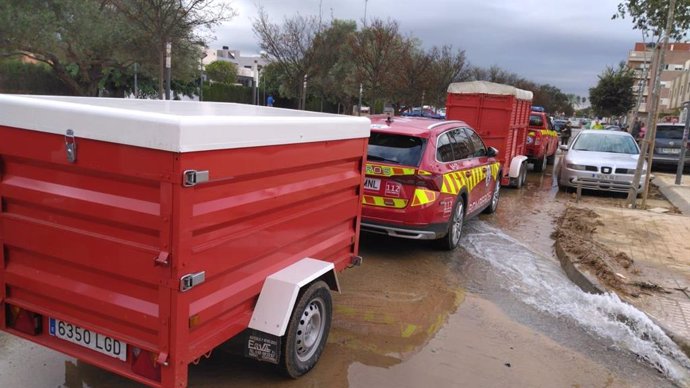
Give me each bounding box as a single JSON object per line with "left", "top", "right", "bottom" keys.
{"left": 555, "top": 172, "right": 690, "bottom": 356}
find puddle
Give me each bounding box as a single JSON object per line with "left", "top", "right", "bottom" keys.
{"left": 464, "top": 221, "right": 690, "bottom": 386}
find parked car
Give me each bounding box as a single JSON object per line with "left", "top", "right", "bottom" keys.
{"left": 556, "top": 130, "right": 648, "bottom": 194}
{"left": 361, "top": 116, "right": 501, "bottom": 250}
{"left": 605, "top": 125, "right": 622, "bottom": 131}
{"left": 652, "top": 123, "right": 690, "bottom": 169}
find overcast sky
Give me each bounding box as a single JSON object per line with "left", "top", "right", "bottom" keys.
{"left": 211, "top": 0, "right": 643, "bottom": 98}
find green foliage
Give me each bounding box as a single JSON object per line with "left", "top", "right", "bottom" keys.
{"left": 615, "top": 0, "right": 690, "bottom": 40}
{"left": 202, "top": 83, "right": 252, "bottom": 104}
{"left": 0, "top": 60, "right": 71, "bottom": 94}
{"left": 0, "top": 0, "right": 229, "bottom": 97}
{"left": 589, "top": 62, "right": 636, "bottom": 117}
{"left": 205, "top": 61, "right": 238, "bottom": 84}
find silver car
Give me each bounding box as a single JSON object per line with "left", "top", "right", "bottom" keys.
{"left": 556, "top": 130, "right": 648, "bottom": 193}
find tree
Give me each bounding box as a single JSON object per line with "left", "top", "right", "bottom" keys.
{"left": 614, "top": 0, "right": 690, "bottom": 41}
{"left": 589, "top": 62, "right": 635, "bottom": 117}
{"left": 110, "top": 0, "right": 235, "bottom": 99}
{"left": 205, "top": 60, "right": 237, "bottom": 84}
{"left": 253, "top": 8, "right": 321, "bottom": 105}
{"left": 0, "top": 0, "right": 134, "bottom": 96}
{"left": 350, "top": 19, "right": 409, "bottom": 113}
{"left": 307, "top": 19, "right": 359, "bottom": 111}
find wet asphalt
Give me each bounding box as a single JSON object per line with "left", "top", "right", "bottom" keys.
{"left": 0, "top": 164, "right": 682, "bottom": 387}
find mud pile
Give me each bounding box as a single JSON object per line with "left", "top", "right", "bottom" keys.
{"left": 553, "top": 207, "right": 668, "bottom": 298}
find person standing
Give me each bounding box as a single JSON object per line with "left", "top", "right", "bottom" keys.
{"left": 592, "top": 119, "right": 604, "bottom": 129}
{"left": 266, "top": 94, "right": 274, "bottom": 107}
{"left": 631, "top": 117, "right": 642, "bottom": 139}
{"left": 561, "top": 122, "right": 572, "bottom": 145}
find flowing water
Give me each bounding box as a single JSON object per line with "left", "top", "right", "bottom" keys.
{"left": 464, "top": 221, "right": 690, "bottom": 386}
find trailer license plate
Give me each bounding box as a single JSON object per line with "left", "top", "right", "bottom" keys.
{"left": 364, "top": 178, "right": 381, "bottom": 191}
{"left": 49, "top": 318, "right": 127, "bottom": 361}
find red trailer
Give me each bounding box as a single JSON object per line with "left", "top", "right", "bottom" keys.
{"left": 446, "top": 81, "right": 533, "bottom": 187}
{"left": 0, "top": 95, "right": 370, "bottom": 387}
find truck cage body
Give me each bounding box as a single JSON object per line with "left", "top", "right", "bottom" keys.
{"left": 446, "top": 81, "right": 533, "bottom": 186}
{"left": 0, "top": 95, "right": 370, "bottom": 387}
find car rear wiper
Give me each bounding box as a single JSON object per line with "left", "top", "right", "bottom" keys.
{"left": 367, "top": 155, "right": 399, "bottom": 163}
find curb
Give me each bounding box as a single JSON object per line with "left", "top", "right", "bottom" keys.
{"left": 554, "top": 240, "right": 690, "bottom": 358}
{"left": 653, "top": 177, "right": 690, "bottom": 216}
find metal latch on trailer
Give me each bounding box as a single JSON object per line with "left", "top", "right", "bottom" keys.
{"left": 65, "top": 129, "right": 77, "bottom": 163}
{"left": 183, "top": 170, "right": 209, "bottom": 187}
{"left": 180, "top": 272, "right": 206, "bottom": 292}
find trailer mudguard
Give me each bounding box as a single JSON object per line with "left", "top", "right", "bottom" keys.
{"left": 509, "top": 155, "right": 528, "bottom": 178}
{"left": 248, "top": 258, "right": 340, "bottom": 337}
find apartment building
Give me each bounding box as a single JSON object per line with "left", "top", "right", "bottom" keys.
{"left": 203, "top": 46, "right": 270, "bottom": 87}
{"left": 626, "top": 42, "right": 690, "bottom": 118}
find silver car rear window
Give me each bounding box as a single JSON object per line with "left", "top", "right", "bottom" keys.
{"left": 572, "top": 133, "right": 639, "bottom": 154}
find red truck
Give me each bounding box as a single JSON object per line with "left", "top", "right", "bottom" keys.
{"left": 526, "top": 107, "right": 559, "bottom": 172}
{"left": 0, "top": 95, "right": 370, "bottom": 387}
{"left": 445, "top": 81, "right": 533, "bottom": 188}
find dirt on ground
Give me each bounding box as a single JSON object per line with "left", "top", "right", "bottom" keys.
{"left": 553, "top": 207, "right": 670, "bottom": 298}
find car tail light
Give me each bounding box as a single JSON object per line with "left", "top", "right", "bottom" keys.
{"left": 131, "top": 347, "right": 162, "bottom": 382}
{"left": 391, "top": 174, "right": 444, "bottom": 191}
{"left": 5, "top": 305, "right": 42, "bottom": 335}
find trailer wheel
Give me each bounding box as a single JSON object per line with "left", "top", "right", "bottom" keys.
{"left": 483, "top": 177, "right": 501, "bottom": 214}
{"left": 534, "top": 156, "right": 547, "bottom": 172}
{"left": 281, "top": 280, "right": 332, "bottom": 378}
{"left": 435, "top": 196, "right": 465, "bottom": 250}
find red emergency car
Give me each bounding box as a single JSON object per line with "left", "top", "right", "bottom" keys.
{"left": 361, "top": 116, "right": 501, "bottom": 250}
{"left": 526, "top": 108, "right": 559, "bottom": 172}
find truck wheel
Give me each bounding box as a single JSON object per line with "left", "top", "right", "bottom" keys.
{"left": 534, "top": 156, "right": 547, "bottom": 172}
{"left": 281, "top": 281, "right": 332, "bottom": 378}
{"left": 483, "top": 177, "right": 500, "bottom": 214}
{"left": 435, "top": 196, "right": 465, "bottom": 250}
{"left": 546, "top": 153, "right": 556, "bottom": 165}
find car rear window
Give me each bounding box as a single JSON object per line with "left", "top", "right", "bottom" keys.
{"left": 656, "top": 125, "right": 684, "bottom": 140}
{"left": 368, "top": 132, "right": 426, "bottom": 167}
{"left": 529, "top": 114, "right": 544, "bottom": 127}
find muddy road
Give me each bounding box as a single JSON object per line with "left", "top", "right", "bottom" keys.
{"left": 1, "top": 165, "right": 686, "bottom": 387}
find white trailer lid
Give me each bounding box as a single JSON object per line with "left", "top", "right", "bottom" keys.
{"left": 447, "top": 81, "right": 533, "bottom": 101}
{"left": 0, "top": 95, "right": 371, "bottom": 152}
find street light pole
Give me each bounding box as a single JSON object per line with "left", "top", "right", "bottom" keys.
{"left": 133, "top": 63, "right": 138, "bottom": 98}
{"left": 676, "top": 101, "right": 690, "bottom": 184}
{"left": 165, "top": 42, "right": 172, "bottom": 100}
{"left": 302, "top": 74, "right": 308, "bottom": 110}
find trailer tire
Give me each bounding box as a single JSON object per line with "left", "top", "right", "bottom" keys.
{"left": 435, "top": 196, "right": 465, "bottom": 250}
{"left": 281, "top": 280, "right": 332, "bottom": 378}
{"left": 515, "top": 163, "right": 526, "bottom": 189}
